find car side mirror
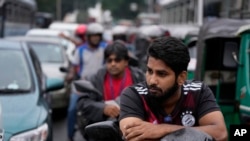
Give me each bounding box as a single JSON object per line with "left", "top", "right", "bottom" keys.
{"left": 46, "top": 78, "right": 64, "bottom": 92}
{"left": 223, "top": 42, "right": 240, "bottom": 67}
{"left": 59, "top": 66, "right": 69, "bottom": 73}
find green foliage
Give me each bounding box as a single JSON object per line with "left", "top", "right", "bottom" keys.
{"left": 102, "top": 0, "right": 146, "bottom": 20}
{"left": 36, "top": 0, "right": 74, "bottom": 20}
{"left": 35, "top": 0, "right": 146, "bottom": 21}
{"left": 36, "top": 0, "right": 56, "bottom": 15}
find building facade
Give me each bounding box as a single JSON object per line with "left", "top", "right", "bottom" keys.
{"left": 160, "top": 0, "right": 250, "bottom": 25}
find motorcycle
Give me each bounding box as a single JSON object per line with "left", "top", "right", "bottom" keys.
{"left": 72, "top": 80, "right": 119, "bottom": 140}
{"left": 85, "top": 121, "right": 215, "bottom": 141}
{"left": 73, "top": 80, "right": 215, "bottom": 141}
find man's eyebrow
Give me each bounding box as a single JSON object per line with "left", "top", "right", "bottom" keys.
{"left": 156, "top": 70, "right": 167, "bottom": 73}
{"left": 146, "top": 66, "right": 166, "bottom": 73}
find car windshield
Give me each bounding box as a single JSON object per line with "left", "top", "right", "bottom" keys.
{"left": 0, "top": 49, "right": 32, "bottom": 92}
{"left": 28, "top": 42, "right": 64, "bottom": 63}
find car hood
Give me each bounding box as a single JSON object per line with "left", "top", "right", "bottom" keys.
{"left": 41, "top": 63, "right": 66, "bottom": 78}
{"left": 0, "top": 93, "right": 42, "bottom": 134}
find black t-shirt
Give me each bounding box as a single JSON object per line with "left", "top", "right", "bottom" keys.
{"left": 119, "top": 80, "right": 220, "bottom": 126}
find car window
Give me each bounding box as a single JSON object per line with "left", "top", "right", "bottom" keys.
{"left": 27, "top": 42, "right": 64, "bottom": 63}
{"left": 0, "top": 49, "right": 32, "bottom": 90}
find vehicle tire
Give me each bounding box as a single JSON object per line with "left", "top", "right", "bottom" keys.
{"left": 47, "top": 113, "right": 53, "bottom": 141}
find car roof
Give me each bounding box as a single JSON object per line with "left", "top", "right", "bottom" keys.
{"left": 26, "top": 28, "right": 71, "bottom": 37}
{"left": 49, "top": 22, "right": 79, "bottom": 31}
{"left": 5, "top": 36, "right": 62, "bottom": 45}
{"left": 0, "top": 38, "right": 23, "bottom": 50}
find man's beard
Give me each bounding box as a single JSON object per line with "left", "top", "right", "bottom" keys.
{"left": 146, "top": 81, "right": 179, "bottom": 104}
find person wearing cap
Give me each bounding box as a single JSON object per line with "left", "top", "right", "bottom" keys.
{"left": 67, "top": 22, "right": 107, "bottom": 141}
{"left": 76, "top": 40, "right": 145, "bottom": 140}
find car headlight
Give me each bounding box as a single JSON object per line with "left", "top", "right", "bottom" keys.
{"left": 10, "top": 123, "right": 48, "bottom": 141}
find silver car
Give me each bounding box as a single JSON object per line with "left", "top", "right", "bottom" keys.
{"left": 6, "top": 36, "right": 71, "bottom": 110}
{"left": 25, "top": 28, "right": 76, "bottom": 63}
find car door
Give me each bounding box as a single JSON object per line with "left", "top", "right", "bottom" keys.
{"left": 28, "top": 47, "right": 53, "bottom": 140}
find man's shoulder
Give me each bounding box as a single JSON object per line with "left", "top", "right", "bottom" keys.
{"left": 183, "top": 80, "right": 204, "bottom": 94}
{"left": 121, "top": 82, "right": 147, "bottom": 102}
{"left": 87, "top": 67, "right": 106, "bottom": 81}
{"left": 124, "top": 81, "right": 148, "bottom": 95}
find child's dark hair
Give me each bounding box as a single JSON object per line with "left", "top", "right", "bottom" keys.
{"left": 104, "top": 40, "right": 129, "bottom": 61}
{"left": 147, "top": 36, "right": 190, "bottom": 75}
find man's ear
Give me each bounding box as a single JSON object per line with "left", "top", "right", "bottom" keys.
{"left": 177, "top": 71, "right": 187, "bottom": 85}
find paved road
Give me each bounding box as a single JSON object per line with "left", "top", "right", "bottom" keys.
{"left": 52, "top": 109, "right": 85, "bottom": 141}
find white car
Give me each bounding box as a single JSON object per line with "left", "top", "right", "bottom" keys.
{"left": 49, "top": 22, "right": 79, "bottom": 37}
{"left": 26, "top": 28, "right": 76, "bottom": 63}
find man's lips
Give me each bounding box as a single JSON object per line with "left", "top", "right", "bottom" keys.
{"left": 149, "top": 88, "right": 161, "bottom": 93}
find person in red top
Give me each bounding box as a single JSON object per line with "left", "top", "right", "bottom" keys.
{"left": 76, "top": 40, "right": 145, "bottom": 140}
{"left": 103, "top": 67, "right": 133, "bottom": 101}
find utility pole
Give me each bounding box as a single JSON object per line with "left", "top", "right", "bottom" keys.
{"left": 197, "top": 0, "right": 203, "bottom": 26}
{"left": 147, "top": 0, "right": 153, "bottom": 13}
{"left": 56, "top": 0, "right": 62, "bottom": 20}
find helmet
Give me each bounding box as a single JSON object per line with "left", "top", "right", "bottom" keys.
{"left": 86, "top": 23, "right": 104, "bottom": 35}
{"left": 112, "top": 25, "right": 129, "bottom": 42}
{"left": 112, "top": 25, "right": 128, "bottom": 35}
{"left": 144, "top": 25, "right": 163, "bottom": 38}
{"left": 75, "top": 24, "right": 87, "bottom": 35}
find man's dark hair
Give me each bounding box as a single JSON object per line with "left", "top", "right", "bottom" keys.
{"left": 104, "top": 40, "right": 129, "bottom": 61}
{"left": 147, "top": 36, "right": 190, "bottom": 75}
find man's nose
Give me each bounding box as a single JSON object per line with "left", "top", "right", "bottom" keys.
{"left": 110, "top": 60, "right": 117, "bottom": 65}
{"left": 149, "top": 74, "right": 158, "bottom": 85}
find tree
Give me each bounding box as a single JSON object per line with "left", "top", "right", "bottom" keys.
{"left": 102, "top": 0, "right": 146, "bottom": 20}
{"left": 36, "top": 0, "right": 74, "bottom": 20}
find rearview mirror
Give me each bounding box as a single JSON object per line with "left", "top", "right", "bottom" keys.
{"left": 73, "top": 80, "right": 102, "bottom": 96}
{"left": 223, "top": 42, "right": 238, "bottom": 68}
{"left": 46, "top": 78, "right": 64, "bottom": 92}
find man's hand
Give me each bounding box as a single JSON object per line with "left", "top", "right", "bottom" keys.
{"left": 59, "top": 32, "right": 68, "bottom": 39}
{"left": 65, "top": 73, "right": 74, "bottom": 83}
{"left": 103, "top": 104, "right": 120, "bottom": 118}
{"left": 123, "top": 121, "right": 164, "bottom": 141}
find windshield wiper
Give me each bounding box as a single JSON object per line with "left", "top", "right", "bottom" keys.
{"left": 0, "top": 88, "right": 30, "bottom": 93}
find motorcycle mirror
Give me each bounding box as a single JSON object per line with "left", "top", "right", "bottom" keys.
{"left": 85, "top": 120, "right": 123, "bottom": 141}
{"left": 73, "top": 80, "right": 102, "bottom": 96}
